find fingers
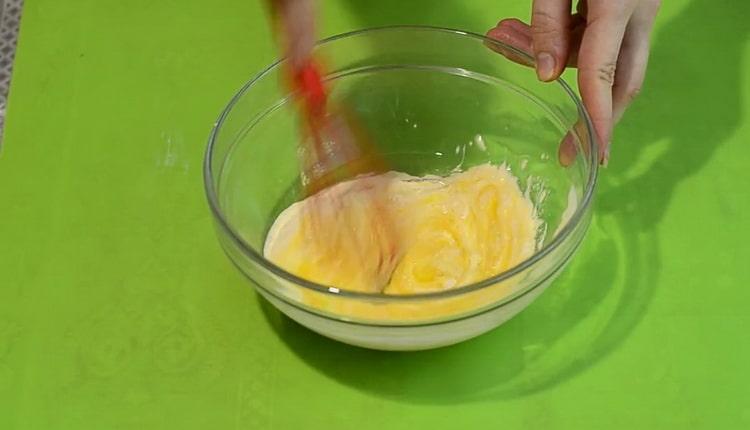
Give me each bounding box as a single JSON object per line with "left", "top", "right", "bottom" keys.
{"left": 499, "top": 17, "right": 534, "bottom": 37}
{"left": 576, "top": 0, "right": 588, "bottom": 17}
{"left": 487, "top": 17, "right": 587, "bottom": 168}
{"left": 531, "top": 0, "right": 572, "bottom": 81}
{"left": 559, "top": 132, "right": 578, "bottom": 166}
{"left": 612, "top": 1, "right": 659, "bottom": 123}
{"left": 576, "top": 2, "right": 635, "bottom": 162}
{"left": 487, "top": 16, "right": 586, "bottom": 70}
{"left": 558, "top": 118, "right": 593, "bottom": 166}
{"left": 273, "top": 0, "right": 316, "bottom": 69}
{"left": 611, "top": 30, "right": 649, "bottom": 125}
{"left": 486, "top": 19, "right": 534, "bottom": 66}
{"left": 488, "top": 1, "right": 657, "bottom": 167}
{"left": 565, "top": 13, "right": 586, "bottom": 67}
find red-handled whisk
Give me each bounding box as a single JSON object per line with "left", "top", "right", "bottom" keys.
{"left": 272, "top": 1, "right": 399, "bottom": 292}
{"left": 269, "top": 0, "right": 385, "bottom": 194}
{"left": 290, "top": 59, "right": 387, "bottom": 196}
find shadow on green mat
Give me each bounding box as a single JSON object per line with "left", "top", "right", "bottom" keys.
{"left": 261, "top": 0, "right": 746, "bottom": 403}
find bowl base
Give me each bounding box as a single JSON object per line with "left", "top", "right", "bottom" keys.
{"left": 258, "top": 279, "right": 552, "bottom": 351}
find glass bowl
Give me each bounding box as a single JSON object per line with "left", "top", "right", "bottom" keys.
{"left": 204, "top": 26, "right": 598, "bottom": 351}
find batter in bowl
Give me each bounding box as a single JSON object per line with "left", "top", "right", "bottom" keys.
{"left": 264, "top": 163, "right": 541, "bottom": 296}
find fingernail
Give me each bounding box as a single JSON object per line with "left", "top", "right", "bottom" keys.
{"left": 535, "top": 52, "right": 555, "bottom": 81}
{"left": 601, "top": 143, "right": 611, "bottom": 167}
{"left": 558, "top": 132, "right": 577, "bottom": 167}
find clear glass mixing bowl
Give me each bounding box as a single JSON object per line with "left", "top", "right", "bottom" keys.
{"left": 204, "top": 26, "right": 598, "bottom": 350}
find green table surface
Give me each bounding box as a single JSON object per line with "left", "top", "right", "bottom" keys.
{"left": 1, "top": 0, "right": 748, "bottom": 428}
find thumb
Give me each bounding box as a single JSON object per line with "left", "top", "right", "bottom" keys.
{"left": 531, "top": 0, "right": 572, "bottom": 81}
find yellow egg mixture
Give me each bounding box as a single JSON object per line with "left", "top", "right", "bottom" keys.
{"left": 264, "top": 164, "right": 541, "bottom": 310}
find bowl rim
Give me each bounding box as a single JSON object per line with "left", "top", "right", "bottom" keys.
{"left": 203, "top": 25, "right": 599, "bottom": 303}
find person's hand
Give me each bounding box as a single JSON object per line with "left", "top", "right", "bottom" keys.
{"left": 487, "top": 0, "right": 661, "bottom": 165}
{"left": 269, "top": 0, "right": 316, "bottom": 70}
